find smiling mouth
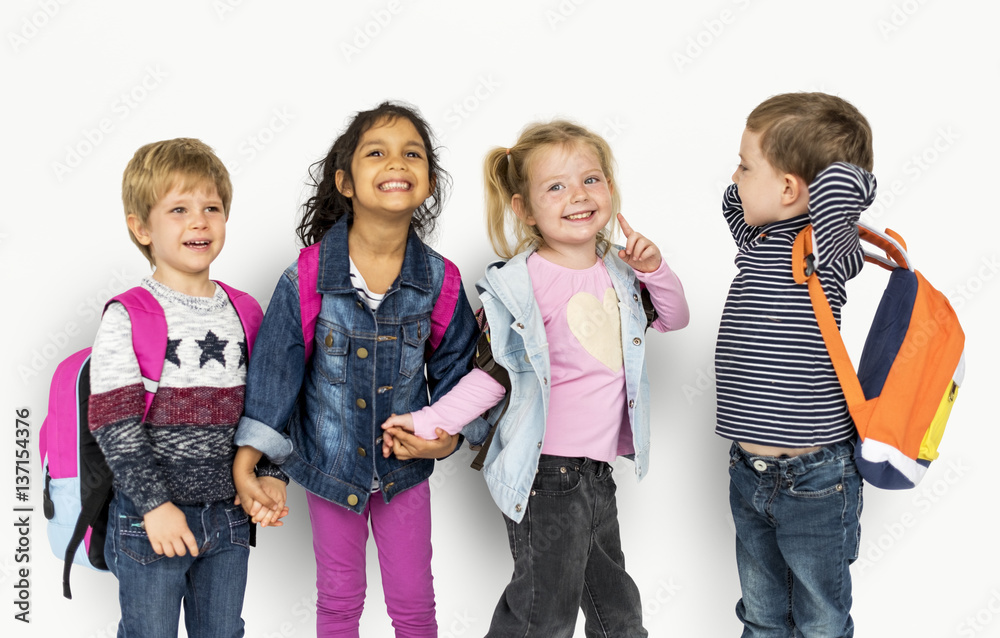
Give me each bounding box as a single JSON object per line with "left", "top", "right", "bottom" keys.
{"left": 379, "top": 181, "right": 412, "bottom": 191}
{"left": 565, "top": 211, "right": 594, "bottom": 220}
{"left": 184, "top": 240, "right": 211, "bottom": 247}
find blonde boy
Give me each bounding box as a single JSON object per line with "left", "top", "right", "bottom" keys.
{"left": 715, "top": 94, "right": 876, "bottom": 637}
{"left": 88, "top": 139, "right": 282, "bottom": 637}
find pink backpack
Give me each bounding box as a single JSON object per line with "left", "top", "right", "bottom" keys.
{"left": 39, "top": 282, "right": 262, "bottom": 599}
{"left": 296, "top": 243, "right": 462, "bottom": 361}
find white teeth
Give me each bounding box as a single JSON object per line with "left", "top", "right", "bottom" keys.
{"left": 379, "top": 181, "right": 411, "bottom": 191}
{"left": 566, "top": 211, "right": 593, "bottom": 220}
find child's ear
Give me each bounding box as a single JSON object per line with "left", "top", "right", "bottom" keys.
{"left": 781, "top": 173, "right": 809, "bottom": 208}
{"left": 335, "top": 169, "right": 353, "bottom": 197}
{"left": 126, "top": 214, "right": 152, "bottom": 246}
{"left": 511, "top": 194, "right": 535, "bottom": 226}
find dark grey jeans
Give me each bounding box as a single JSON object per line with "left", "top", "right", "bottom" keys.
{"left": 486, "top": 455, "right": 647, "bottom": 638}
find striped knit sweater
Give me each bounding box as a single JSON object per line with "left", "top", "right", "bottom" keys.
{"left": 714, "top": 162, "right": 876, "bottom": 447}
{"left": 89, "top": 278, "right": 256, "bottom": 516}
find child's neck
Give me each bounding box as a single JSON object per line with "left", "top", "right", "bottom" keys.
{"left": 535, "top": 242, "right": 599, "bottom": 270}
{"left": 348, "top": 214, "right": 409, "bottom": 294}
{"left": 151, "top": 269, "right": 215, "bottom": 297}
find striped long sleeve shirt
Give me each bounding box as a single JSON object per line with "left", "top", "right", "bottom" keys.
{"left": 714, "top": 162, "right": 876, "bottom": 447}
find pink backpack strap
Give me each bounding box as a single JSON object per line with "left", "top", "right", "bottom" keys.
{"left": 108, "top": 287, "right": 167, "bottom": 420}
{"left": 429, "top": 257, "right": 461, "bottom": 353}
{"left": 215, "top": 281, "right": 264, "bottom": 355}
{"left": 298, "top": 243, "right": 322, "bottom": 362}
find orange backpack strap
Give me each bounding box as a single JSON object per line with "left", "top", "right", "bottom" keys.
{"left": 792, "top": 226, "right": 866, "bottom": 410}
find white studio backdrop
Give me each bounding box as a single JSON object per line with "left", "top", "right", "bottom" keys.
{"left": 2, "top": 1, "right": 997, "bottom": 636}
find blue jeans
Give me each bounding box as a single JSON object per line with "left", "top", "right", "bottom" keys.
{"left": 728, "top": 441, "right": 863, "bottom": 638}
{"left": 486, "top": 455, "right": 647, "bottom": 638}
{"left": 105, "top": 491, "right": 250, "bottom": 638}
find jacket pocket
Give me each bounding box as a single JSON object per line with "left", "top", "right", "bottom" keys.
{"left": 315, "top": 320, "right": 348, "bottom": 384}
{"left": 399, "top": 316, "right": 431, "bottom": 379}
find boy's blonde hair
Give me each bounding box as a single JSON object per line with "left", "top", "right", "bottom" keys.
{"left": 484, "top": 120, "right": 621, "bottom": 259}
{"left": 122, "top": 138, "right": 232, "bottom": 266}
{"left": 747, "top": 92, "right": 874, "bottom": 184}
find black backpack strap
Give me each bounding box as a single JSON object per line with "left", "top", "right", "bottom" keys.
{"left": 640, "top": 285, "right": 658, "bottom": 330}
{"left": 62, "top": 483, "right": 112, "bottom": 599}
{"left": 469, "top": 309, "right": 510, "bottom": 471}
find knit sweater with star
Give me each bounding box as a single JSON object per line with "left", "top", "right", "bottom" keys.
{"left": 89, "top": 278, "right": 258, "bottom": 516}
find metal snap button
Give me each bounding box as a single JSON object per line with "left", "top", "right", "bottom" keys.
{"left": 347, "top": 494, "right": 359, "bottom": 506}
{"left": 752, "top": 460, "right": 768, "bottom": 472}
{"left": 357, "top": 347, "right": 369, "bottom": 359}
{"left": 515, "top": 503, "right": 522, "bottom": 512}
{"left": 357, "top": 447, "right": 366, "bottom": 457}
{"left": 325, "top": 333, "right": 333, "bottom": 348}
{"left": 633, "top": 337, "right": 641, "bottom": 346}
{"left": 560, "top": 467, "right": 567, "bottom": 474}
{"left": 356, "top": 398, "right": 367, "bottom": 409}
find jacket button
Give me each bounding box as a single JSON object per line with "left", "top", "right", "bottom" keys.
{"left": 357, "top": 447, "right": 366, "bottom": 457}
{"left": 516, "top": 322, "right": 524, "bottom": 329}
{"left": 524, "top": 354, "right": 530, "bottom": 363}
{"left": 633, "top": 293, "right": 639, "bottom": 301}
{"left": 325, "top": 333, "right": 333, "bottom": 348}
{"left": 356, "top": 398, "right": 367, "bottom": 409}
{"left": 515, "top": 504, "right": 522, "bottom": 512}
{"left": 357, "top": 347, "right": 369, "bottom": 359}
{"left": 633, "top": 337, "right": 641, "bottom": 346}
{"left": 537, "top": 442, "right": 542, "bottom": 448}
{"left": 347, "top": 494, "right": 359, "bottom": 506}
{"left": 629, "top": 399, "right": 635, "bottom": 408}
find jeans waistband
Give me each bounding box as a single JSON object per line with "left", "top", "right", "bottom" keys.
{"left": 731, "top": 440, "right": 855, "bottom": 473}
{"left": 539, "top": 455, "right": 613, "bottom": 477}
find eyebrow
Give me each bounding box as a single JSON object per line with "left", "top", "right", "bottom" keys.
{"left": 358, "top": 138, "right": 426, "bottom": 151}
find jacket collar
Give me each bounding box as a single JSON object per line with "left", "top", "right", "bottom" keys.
{"left": 316, "top": 215, "right": 433, "bottom": 295}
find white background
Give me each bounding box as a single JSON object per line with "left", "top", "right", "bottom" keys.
{"left": 3, "top": 1, "right": 998, "bottom": 636}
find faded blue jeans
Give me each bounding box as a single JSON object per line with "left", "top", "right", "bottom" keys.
{"left": 486, "top": 455, "right": 647, "bottom": 638}
{"left": 105, "top": 491, "right": 250, "bottom": 638}
{"left": 729, "top": 441, "right": 863, "bottom": 638}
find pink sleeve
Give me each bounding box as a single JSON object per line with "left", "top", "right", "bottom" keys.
{"left": 634, "top": 259, "right": 690, "bottom": 332}
{"left": 411, "top": 368, "right": 507, "bottom": 439}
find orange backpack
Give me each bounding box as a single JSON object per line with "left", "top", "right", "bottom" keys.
{"left": 792, "top": 222, "right": 965, "bottom": 489}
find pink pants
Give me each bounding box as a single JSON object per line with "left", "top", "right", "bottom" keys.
{"left": 306, "top": 482, "right": 437, "bottom": 638}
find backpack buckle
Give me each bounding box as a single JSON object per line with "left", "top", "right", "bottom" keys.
{"left": 804, "top": 254, "right": 816, "bottom": 277}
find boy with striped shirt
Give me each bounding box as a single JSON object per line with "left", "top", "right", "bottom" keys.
{"left": 715, "top": 93, "right": 876, "bottom": 638}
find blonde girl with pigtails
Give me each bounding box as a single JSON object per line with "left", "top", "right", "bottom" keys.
{"left": 382, "top": 120, "right": 690, "bottom": 636}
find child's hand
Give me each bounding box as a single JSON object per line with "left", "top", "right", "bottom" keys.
{"left": 387, "top": 427, "right": 456, "bottom": 461}
{"left": 233, "top": 446, "right": 284, "bottom": 524}
{"left": 252, "top": 476, "right": 290, "bottom": 527}
{"left": 143, "top": 501, "right": 198, "bottom": 557}
{"left": 381, "top": 413, "right": 416, "bottom": 457}
{"left": 617, "top": 213, "right": 662, "bottom": 273}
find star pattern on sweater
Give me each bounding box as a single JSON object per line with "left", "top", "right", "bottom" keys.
{"left": 165, "top": 338, "right": 182, "bottom": 368}
{"left": 238, "top": 339, "right": 248, "bottom": 369}
{"left": 196, "top": 331, "right": 228, "bottom": 368}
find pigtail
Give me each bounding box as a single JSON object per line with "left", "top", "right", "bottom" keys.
{"left": 483, "top": 147, "right": 519, "bottom": 259}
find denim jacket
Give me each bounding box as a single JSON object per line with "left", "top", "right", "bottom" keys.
{"left": 475, "top": 248, "right": 661, "bottom": 523}
{"left": 234, "top": 217, "right": 482, "bottom": 513}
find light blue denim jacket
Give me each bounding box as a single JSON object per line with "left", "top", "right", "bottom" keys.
{"left": 234, "top": 217, "right": 483, "bottom": 513}
{"left": 475, "top": 248, "right": 673, "bottom": 523}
